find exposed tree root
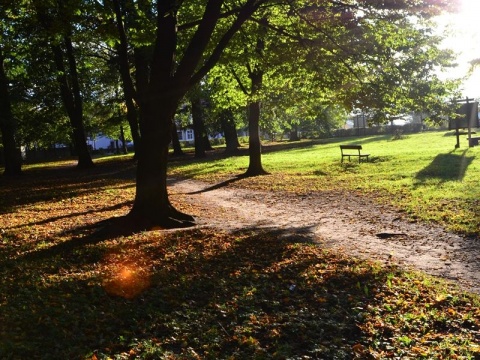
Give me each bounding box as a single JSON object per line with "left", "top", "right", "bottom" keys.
{"left": 118, "top": 207, "right": 196, "bottom": 233}
{"left": 243, "top": 168, "right": 269, "bottom": 177}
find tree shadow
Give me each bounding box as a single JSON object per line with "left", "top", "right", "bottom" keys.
{"left": 3, "top": 200, "right": 133, "bottom": 231}
{"left": 313, "top": 169, "right": 328, "bottom": 176}
{"left": 414, "top": 150, "right": 474, "bottom": 185}
{"left": 0, "top": 159, "right": 136, "bottom": 212}
{"left": 181, "top": 174, "right": 247, "bottom": 194}
{"left": 10, "top": 217, "right": 128, "bottom": 264}
{"left": 0, "top": 226, "right": 390, "bottom": 359}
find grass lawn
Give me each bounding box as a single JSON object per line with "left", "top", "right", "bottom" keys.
{"left": 170, "top": 130, "right": 480, "bottom": 236}
{"left": 0, "top": 130, "right": 479, "bottom": 359}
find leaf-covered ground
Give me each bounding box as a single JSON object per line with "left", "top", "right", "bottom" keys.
{"left": 1, "top": 159, "right": 479, "bottom": 359}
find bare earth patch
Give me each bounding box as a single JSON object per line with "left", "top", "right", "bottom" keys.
{"left": 170, "top": 178, "right": 480, "bottom": 294}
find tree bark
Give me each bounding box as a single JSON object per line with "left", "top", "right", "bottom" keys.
{"left": 129, "top": 101, "right": 193, "bottom": 228}
{"left": 289, "top": 124, "right": 300, "bottom": 141}
{"left": 52, "top": 38, "right": 93, "bottom": 168}
{"left": 120, "top": 125, "right": 128, "bottom": 154}
{"left": 204, "top": 134, "right": 213, "bottom": 151}
{"left": 0, "top": 49, "right": 22, "bottom": 176}
{"left": 220, "top": 109, "right": 241, "bottom": 153}
{"left": 171, "top": 121, "right": 184, "bottom": 156}
{"left": 192, "top": 96, "right": 207, "bottom": 158}
{"left": 126, "top": 0, "right": 262, "bottom": 228}
{"left": 243, "top": 16, "right": 268, "bottom": 176}
{"left": 245, "top": 98, "right": 268, "bottom": 176}
{"left": 112, "top": 0, "right": 141, "bottom": 156}
{"left": 127, "top": 0, "right": 189, "bottom": 228}
{"left": 245, "top": 63, "right": 267, "bottom": 175}
{"left": 134, "top": 45, "right": 150, "bottom": 161}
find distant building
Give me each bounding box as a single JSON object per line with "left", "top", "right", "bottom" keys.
{"left": 176, "top": 128, "right": 194, "bottom": 143}
{"left": 86, "top": 134, "right": 132, "bottom": 152}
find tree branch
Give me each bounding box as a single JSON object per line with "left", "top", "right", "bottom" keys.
{"left": 189, "top": 0, "right": 263, "bottom": 86}
{"left": 229, "top": 66, "right": 250, "bottom": 95}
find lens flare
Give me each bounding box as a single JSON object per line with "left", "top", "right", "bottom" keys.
{"left": 103, "top": 263, "right": 151, "bottom": 299}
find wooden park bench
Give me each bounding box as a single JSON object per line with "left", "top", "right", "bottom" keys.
{"left": 340, "top": 144, "right": 369, "bottom": 163}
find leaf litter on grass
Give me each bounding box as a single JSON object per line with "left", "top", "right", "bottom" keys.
{"left": 0, "top": 159, "right": 479, "bottom": 359}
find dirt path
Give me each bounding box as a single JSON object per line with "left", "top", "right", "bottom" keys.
{"left": 170, "top": 178, "right": 480, "bottom": 294}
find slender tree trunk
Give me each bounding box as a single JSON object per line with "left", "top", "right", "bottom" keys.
{"left": 244, "top": 17, "right": 268, "bottom": 176}
{"left": 289, "top": 124, "right": 300, "bottom": 141}
{"left": 245, "top": 99, "right": 267, "bottom": 176}
{"left": 117, "top": 40, "right": 141, "bottom": 154}
{"left": 120, "top": 125, "right": 128, "bottom": 154}
{"left": 220, "top": 109, "right": 241, "bottom": 153}
{"left": 204, "top": 134, "right": 213, "bottom": 151}
{"left": 112, "top": 0, "right": 141, "bottom": 155}
{"left": 64, "top": 37, "right": 93, "bottom": 168}
{"left": 171, "top": 122, "right": 184, "bottom": 156}
{"left": 52, "top": 39, "right": 93, "bottom": 168}
{"left": 34, "top": 3, "right": 92, "bottom": 168}
{"left": 0, "top": 49, "right": 22, "bottom": 175}
{"left": 192, "top": 97, "right": 206, "bottom": 158}
{"left": 245, "top": 69, "right": 267, "bottom": 176}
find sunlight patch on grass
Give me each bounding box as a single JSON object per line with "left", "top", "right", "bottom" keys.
{"left": 170, "top": 131, "right": 480, "bottom": 235}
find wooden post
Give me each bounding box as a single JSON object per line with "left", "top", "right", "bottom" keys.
{"left": 466, "top": 97, "right": 472, "bottom": 147}
{"left": 455, "top": 121, "right": 460, "bottom": 149}
{"left": 452, "top": 97, "right": 475, "bottom": 149}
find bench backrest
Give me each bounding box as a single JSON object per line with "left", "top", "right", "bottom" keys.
{"left": 340, "top": 145, "right": 362, "bottom": 150}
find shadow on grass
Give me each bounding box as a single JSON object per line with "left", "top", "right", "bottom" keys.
{"left": 17, "top": 218, "right": 127, "bottom": 262}
{"left": 414, "top": 150, "right": 475, "bottom": 185}
{"left": 3, "top": 200, "right": 134, "bottom": 232}
{"left": 0, "top": 159, "right": 137, "bottom": 212}
{"left": 181, "top": 175, "right": 247, "bottom": 194}
{"left": 0, "top": 226, "right": 389, "bottom": 359}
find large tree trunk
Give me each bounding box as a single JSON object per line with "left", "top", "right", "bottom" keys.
{"left": 220, "top": 109, "right": 241, "bottom": 154}
{"left": 52, "top": 38, "right": 93, "bottom": 169}
{"left": 126, "top": 1, "right": 186, "bottom": 229}
{"left": 0, "top": 49, "right": 22, "bottom": 176}
{"left": 129, "top": 101, "right": 193, "bottom": 228}
{"left": 125, "top": 0, "right": 260, "bottom": 229}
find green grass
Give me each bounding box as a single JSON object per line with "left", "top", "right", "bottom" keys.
{"left": 169, "top": 130, "right": 480, "bottom": 236}
{"left": 1, "top": 130, "right": 480, "bottom": 359}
